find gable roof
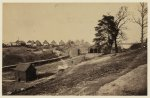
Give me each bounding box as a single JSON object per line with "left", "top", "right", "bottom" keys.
{"left": 43, "top": 40, "right": 49, "bottom": 45}
{"left": 15, "top": 63, "right": 35, "bottom": 72}
{"left": 51, "top": 40, "right": 57, "bottom": 45}
{"left": 27, "top": 40, "right": 32, "bottom": 43}
{"left": 35, "top": 40, "right": 42, "bottom": 45}
{"left": 16, "top": 40, "right": 26, "bottom": 44}
{"left": 59, "top": 40, "right": 65, "bottom": 45}
{"left": 27, "top": 40, "right": 35, "bottom": 44}
{"left": 16, "top": 40, "right": 20, "bottom": 43}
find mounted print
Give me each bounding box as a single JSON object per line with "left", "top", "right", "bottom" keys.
{"left": 2, "top": 2, "right": 147, "bottom": 95}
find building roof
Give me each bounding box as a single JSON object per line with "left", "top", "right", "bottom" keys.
{"left": 35, "top": 40, "right": 42, "bottom": 45}
{"left": 16, "top": 40, "right": 26, "bottom": 44}
{"left": 43, "top": 40, "right": 49, "bottom": 45}
{"left": 15, "top": 40, "right": 18, "bottom": 43}
{"left": 15, "top": 63, "right": 34, "bottom": 72}
{"left": 51, "top": 40, "right": 57, "bottom": 45}
{"left": 66, "top": 40, "right": 75, "bottom": 46}
{"left": 27, "top": 40, "right": 32, "bottom": 43}
{"left": 27, "top": 40, "right": 35, "bottom": 44}
{"left": 59, "top": 40, "right": 65, "bottom": 45}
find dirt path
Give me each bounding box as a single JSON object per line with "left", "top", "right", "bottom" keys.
{"left": 66, "top": 55, "right": 111, "bottom": 75}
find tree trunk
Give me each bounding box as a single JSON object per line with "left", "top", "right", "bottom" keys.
{"left": 140, "top": 3, "right": 145, "bottom": 48}
{"left": 108, "top": 42, "right": 113, "bottom": 54}
{"left": 141, "top": 27, "right": 144, "bottom": 48}
{"left": 141, "top": 11, "right": 144, "bottom": 48}
{"left": 109, "top": 45, "right": 112, "bottom": 53}
{"left": 114, "top": 38, "right": 118, "bottom": 53}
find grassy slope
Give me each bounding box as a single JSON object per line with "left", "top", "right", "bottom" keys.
{"left": 3, "top": 47, "right": 57, "bottom": 66}
{"left": 15, "top": 48, "right": 147, "bottom": 95}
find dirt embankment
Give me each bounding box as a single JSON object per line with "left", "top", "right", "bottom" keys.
{"left": 97, "top": 64, "right": 147, "bottom": 95}
{"left": 13, "top": 48, "right": 147, "bottom": 95}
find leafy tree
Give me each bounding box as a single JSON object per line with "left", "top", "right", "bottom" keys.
{"left": 94, "top": 15, "right": 116, "bottom": 53}
{"left": 94, "top": 6, "right": 128, "bottom": 53}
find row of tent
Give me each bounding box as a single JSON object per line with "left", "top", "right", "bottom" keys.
{"left": 26, "top": 40, "right": 64, "bottom": 46}
{"left": 3, "top": 40, "right": 65, "bottom": 47}
{"left": 3, "top": 39, "right": 91, "bottom": 47}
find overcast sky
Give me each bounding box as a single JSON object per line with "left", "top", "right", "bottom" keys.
{"left": 3, "top": 3, "right": 145, "bottom": 44}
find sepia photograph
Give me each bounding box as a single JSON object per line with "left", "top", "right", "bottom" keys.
{"left": 2, "top": 1, "right": 148, "bottom": 96}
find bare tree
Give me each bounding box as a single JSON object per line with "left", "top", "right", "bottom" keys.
{"left": 115, "top": 6, "right": 128, "bottom": 40}
{"left": 133, "top": 3, "right": 147, "bottom": 47}
{"left": 114, "top": 6, "right": 129, "bottom": 53}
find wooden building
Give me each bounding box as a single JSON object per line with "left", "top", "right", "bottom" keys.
{"left": 88, "top": 45, "right": 101, "bottom": 53}
{"left": 16, "top": 40, "right": 26, "bottom": 46}
{"left": 14, "top": 63, "right": 37, "bottom": 82}
{"left": 26, "top": 40, "right": 35, "bottom": 47}
{"left": 69, "top": 47, "right": 80, "bottom": 57}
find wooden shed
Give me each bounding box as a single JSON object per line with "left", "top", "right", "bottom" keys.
{"left": 88, "top": 45, "right": 101, "bottom": 53}
{"left": 14, "top": 63, "right": 37, "bottom": 82}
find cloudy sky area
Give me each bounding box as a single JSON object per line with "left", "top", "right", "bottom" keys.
{"left": 3, "top": 3, "right": 144, "bottom": 44}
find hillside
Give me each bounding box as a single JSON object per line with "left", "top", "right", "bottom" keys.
{"left": 15, "top": 48, "right": 147, "bottom": 95}
{"left": 3, "top": 47, "right": 57, "bottom": 66}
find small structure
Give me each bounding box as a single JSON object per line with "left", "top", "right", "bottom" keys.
{"left": 14, "top": 63, "right": 37, "bottom": 82}
{"left": 75, "top": 40, "right": 80, "bottom": 45}
{"left": 16, "top": 40, "right": 26, "bottom": 46}
{"left": 51, "top": 40, "right": 57, "bottom": 46}
{"left": 67, "top": 40, "right": 75, "bottom": 47}
{"left": 43, "top": 40, "right": 50, "bottom": 46}
{"left": 69, "top": 47, "right": 80, "bottom": 57}
{"left": 10, "top": 42, "right": 17, "bottom": 46}
{"left": 2, "top": 43, "right": 6, "bottom": 47}
{"left": 88, "top": 45, "right": 101, "bottom": 53}
{"left": 26, "top": 40, "right": 35, "bottom": 47}
{"left": 35, "top": 40, "right": 42, "bottom": 46}
{"left": 3, "top": 42, "right": 11, "bottom": 47}
{"left": 59, "top": 40, "right": 65, "bottom": 46}
{"left": 53, "top": 49, "right": 62, "bottom": 56}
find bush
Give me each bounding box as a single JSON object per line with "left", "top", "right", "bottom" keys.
{"left": 2, "top": 47, "right": 57, "bottom": 66}
{"left": 101, "top": 45, "right": 110, "bottom": 54}
{"left": 3, "top": 54, "right": 24, "bottom": 66}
